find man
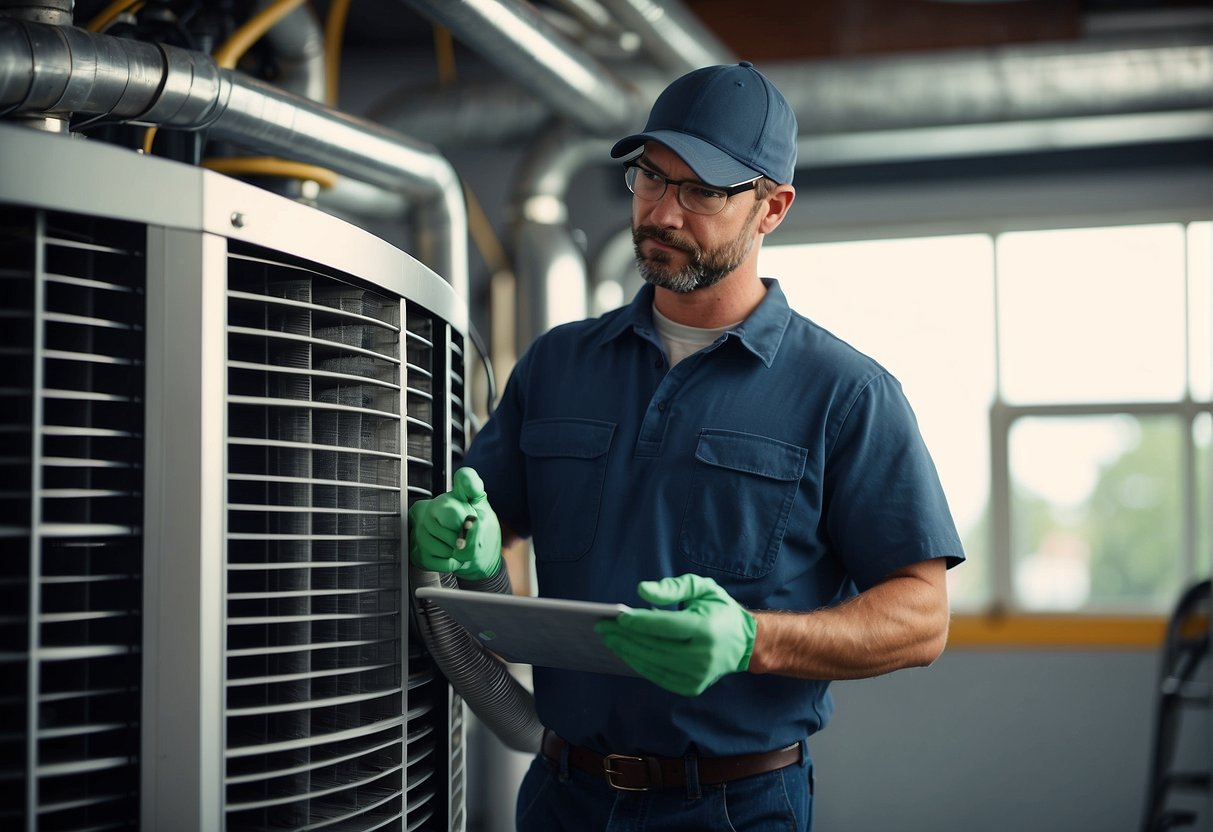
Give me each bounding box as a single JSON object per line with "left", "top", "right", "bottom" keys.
{"left": 410, "top": 61, "right": 964, "bottom": 831}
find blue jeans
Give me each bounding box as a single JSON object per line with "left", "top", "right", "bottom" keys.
{"left": 515, "top": 744, "right": 813, "bottom": 832}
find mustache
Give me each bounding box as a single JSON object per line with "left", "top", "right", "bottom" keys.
{"left": 634, "top": 225, "right": 699, "bottom": 257}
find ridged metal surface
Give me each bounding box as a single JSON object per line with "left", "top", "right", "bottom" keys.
{"left": 0, "top": 207, "right": 144, "bottom": 831}
{"left": 223, "top": 243, "right": 415, "bottom": 831}
{"left": 401, "top": 307, "right": 467, "bottom": 832}
{"left": 1, "top": 138, "right": 466, "bottom": 830}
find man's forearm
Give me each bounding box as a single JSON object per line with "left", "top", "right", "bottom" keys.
{"left": 746, "top": 558, "right": 951, "bottom": 681}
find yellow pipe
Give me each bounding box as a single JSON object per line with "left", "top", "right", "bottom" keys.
{"left": 202, "top": 156, "right": 339, "bottom": 190}
{"left": 213, "top": 0, "right": 308, "bottom": 70}
{"left": 324, "top": 0, "right": 353, "bottom": 107}
{"left": 205, "top": 1, "right": 338, "bottom": 190}
{"left": 85, "top": 0, "right": 142, "bottom": 33}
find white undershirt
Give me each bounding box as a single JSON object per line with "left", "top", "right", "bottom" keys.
{"left": 651, "top": 304, "right": 743, "bottom": 367}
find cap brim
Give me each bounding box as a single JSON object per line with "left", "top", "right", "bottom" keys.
{"left": 610, "top": 130, "right": 762, "bottom": 188}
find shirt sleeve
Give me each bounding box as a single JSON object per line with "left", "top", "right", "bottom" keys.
{"left": 822, "top": 372, "right": 965, "bottom": 591}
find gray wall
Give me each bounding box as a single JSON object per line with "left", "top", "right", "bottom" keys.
{"left": 813, "top": 650, "right": 1168, "bottom": 832}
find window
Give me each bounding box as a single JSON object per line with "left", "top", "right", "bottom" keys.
{"left": 760, "top": 221, "right": 1212, "bottom": 614}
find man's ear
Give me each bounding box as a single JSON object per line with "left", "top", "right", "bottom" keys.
{"left": 758, "top": 185, "right": 795, "bottom": 235}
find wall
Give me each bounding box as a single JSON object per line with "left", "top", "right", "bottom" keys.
{"left": 812, "top": 649, "right": 1167, "bottom": 832}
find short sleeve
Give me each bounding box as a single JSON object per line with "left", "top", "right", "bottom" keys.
{"left": 822, "top": 373, "right": 964, "bottom": 591}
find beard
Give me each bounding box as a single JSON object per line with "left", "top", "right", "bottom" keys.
{"left": 632, "top": 205, "right": 761, "bottom": 294}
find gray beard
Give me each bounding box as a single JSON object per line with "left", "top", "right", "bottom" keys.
{"left": 632, "top": 220, "right": 757, "bottom": 294}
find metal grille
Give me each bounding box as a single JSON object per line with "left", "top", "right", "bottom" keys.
{"left": 224, "top": 245, "right": 410, "bottom": 831}
{"left": 446, "top": 333, "right": 467, "bottom": 832}
{"left": 400, "top": 308, "right": 466, "bottom": 832}
{"left": 0, "top": 208, "right": 145, "bottom": 831}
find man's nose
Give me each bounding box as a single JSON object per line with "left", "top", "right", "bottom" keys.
{"left": 647, "top": 184, "right": 687, "bottom": 227}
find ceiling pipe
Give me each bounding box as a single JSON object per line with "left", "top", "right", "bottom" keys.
{"left": 0, "top": 16, "right": 468, "bottom": 299}
{"left": 595, "top": 0, "right": 735, "bottom": 73}
{"left": 255, "top": 0, "right": 325, "bottom": 103}
{"left": 375, "top": 39, "right": 1213, "bottom": 155}
{"left": 509, "top": 124, "right": 612, "bottom": 350}
{"left": 399, "top": 0, "right": 640, "bottom": 137}
{"left": 764, "top": 39, "right": 1213, "bottom": 134}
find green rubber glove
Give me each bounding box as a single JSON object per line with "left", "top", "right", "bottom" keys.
{"left": 408, "top": 467, "right": 502, "bottom": 580}
{"left": 595, "top": 574, "right": 756, "bottom": 696}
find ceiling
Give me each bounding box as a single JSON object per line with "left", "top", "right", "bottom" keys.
{"left": 325, "top": 0, "right": 1210, "bottom": 61}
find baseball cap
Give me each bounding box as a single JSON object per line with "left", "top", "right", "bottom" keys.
{"left": 610, "top": 61, "right": 798, "bottom": 187}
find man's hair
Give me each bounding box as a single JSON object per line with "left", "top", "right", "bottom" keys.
{"left": 753, "top": 177, "right": 777, "bottom": 200}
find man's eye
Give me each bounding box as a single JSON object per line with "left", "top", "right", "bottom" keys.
{"left": 640, "top": 170, "right": 662, "bottom": 183}
{"left": 692, "top": 188, "right": 726, "bottom": 201}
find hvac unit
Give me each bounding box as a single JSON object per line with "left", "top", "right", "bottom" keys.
{"left": 0, "top": 123, "right": 469, "bottom": 832}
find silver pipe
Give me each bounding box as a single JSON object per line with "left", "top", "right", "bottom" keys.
{"left": 0, "top": 19, "right": 164, "bottom": 117}
{"left": 256, "top": 0, "right": 325, "bottom": 103}
{"left": 510, "top": 126, "right": 608, "bottom": 349}
{"left": 205, "top": 72, "right": 468, "bottom": 292}
{"left": 596, "top": 0, "right": 735, "bottom": 73}
{"left": 0, "top": 18, "right": 468, "bottom": 298}
{"left": 373, "top": 39, "right": 1213, "bottom": 151}
{"left": 0, "top": 0, "right": 71, "bottom": 27}
{"left": 400, "top": 0, "right": 639, "bottom": 136}
{"left": 764, "top": 40, "right": 1213, "bottom": 134}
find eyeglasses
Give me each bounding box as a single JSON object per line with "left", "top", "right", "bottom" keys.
{"left": 623, "top": 161, "right": 761, "bottom": 216}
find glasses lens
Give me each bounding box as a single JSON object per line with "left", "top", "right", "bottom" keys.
{"left": 626, "top": 166, "right": 664, "bottom": 200}
{"left": 679, "top": 186, "right": 728, "bottom": 216}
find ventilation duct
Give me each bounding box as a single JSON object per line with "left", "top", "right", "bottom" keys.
{"left": 0, "top": 16, "right": 469, "bottom": 301}
{"left": 399, "top": 0, "right": 640, "bottom": 136}
{"left": 378, "top": 39, "right": 1213, "bottom": 156}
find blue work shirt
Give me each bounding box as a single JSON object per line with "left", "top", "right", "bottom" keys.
{"left": 464, "top": 279, "right": 963, "bottom": 757}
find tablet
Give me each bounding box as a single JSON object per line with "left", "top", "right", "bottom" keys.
{"left": 413, "top": 585, "right": 638, "bottom": 677}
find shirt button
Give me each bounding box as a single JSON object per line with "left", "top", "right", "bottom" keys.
{"left": 657, "top": 402, "right": 667, "bottom": 412}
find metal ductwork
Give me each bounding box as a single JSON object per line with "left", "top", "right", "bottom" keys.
{"left": 256, "top": 0, "right": 326, "bottom": 103}
{"left": 379, "top": 0, "right": 733, "bottom": 144}
{"left": 400, "top": 0, "right": 641, "bottom": 137}
{"left": 0, "top": 16, "right": 469, "bottom": 300}
{"left": 378, "top": 38, "right": 1213, "bottom": 158}
{"left": 765, "top": 38, "right": 1213, "bottom": 134}
{"left": 595, "top": 0, "right": 735, "bottom": 74}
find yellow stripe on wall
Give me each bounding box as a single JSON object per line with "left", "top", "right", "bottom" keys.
{"left": 947, "top": 614, "right": 1174, "bottom": 650}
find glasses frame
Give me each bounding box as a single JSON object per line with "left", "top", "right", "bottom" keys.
{"left": 622, "top": 161, "right": 762, "bottom": 216}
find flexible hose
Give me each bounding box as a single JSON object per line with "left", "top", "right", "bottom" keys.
{"left": 410, "top": 567, "right": 544, "bottom": 753}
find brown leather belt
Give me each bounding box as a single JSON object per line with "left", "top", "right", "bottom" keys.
{"left": 541, "top": 730, "right": 802, "bottom": 792}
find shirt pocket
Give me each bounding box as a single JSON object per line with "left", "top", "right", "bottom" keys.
{"left": 519, "top": 418, "right": 616, "bottom": 562}
{"left": 679, "top": 429, "right": 807, "bottom": 579}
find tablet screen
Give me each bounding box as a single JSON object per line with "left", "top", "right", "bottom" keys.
{"left": 414, "top": 586, "right": 638, "bottom": 677}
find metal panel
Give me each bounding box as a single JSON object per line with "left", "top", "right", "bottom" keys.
{"left": 142, "top": 225, "right": 229, "bottom": 831}
{"left": 223, "top": 243, "right": 408, "bottom": 831}
{"left": 0, "top": 206, "right": 146, "bottom": 831}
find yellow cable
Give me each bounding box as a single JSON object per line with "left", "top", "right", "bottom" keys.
{"left": 85, "top": 0, "right": 142, "bottom": 32}
{"left": 324, "top": 0, "right": 353, "bottom": 107}
{"left": 433, "top": 25, "right": 457, "bottom": 89}
{"left": 462, "top": 182, "right": 510, "bottom": 275}
{"left": 206, "top": 1, "right": 338, "bottom": 189}
{"left": 202, "top": 156, "right": 339, "bottom": 190}
{"left": 142, "top": 126, "right": 157, "bottom": 154}
{"left": 213, "top": 0, "right": 308, "bottom": 70}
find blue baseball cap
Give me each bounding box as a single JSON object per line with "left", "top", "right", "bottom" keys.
{"left": 611, "top": 61, "right": 798, "bottom": 187}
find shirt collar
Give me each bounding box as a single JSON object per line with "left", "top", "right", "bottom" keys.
{"left": 596, "top": 279, "right": 791, "bottom": 368}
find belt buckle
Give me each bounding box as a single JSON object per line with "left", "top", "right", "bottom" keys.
{"left": 603, "top": 754, "right": 648, "bottom": 791}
